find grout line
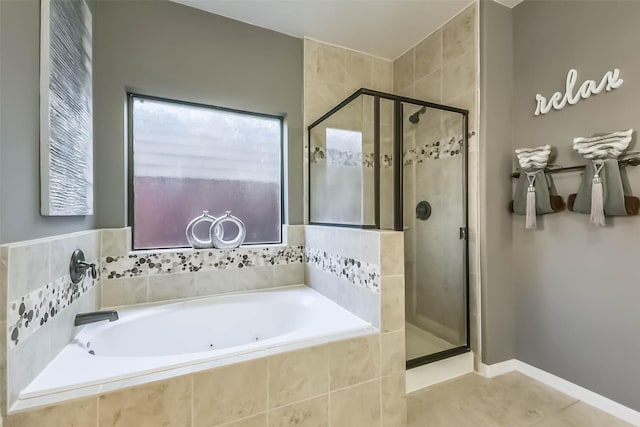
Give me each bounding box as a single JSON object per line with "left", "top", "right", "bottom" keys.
{"left": 378, "top": 329, "right": 384, "bottom": 426}
{"left": 342, "top": 46, "right": 347, "bottom": 96}
{"left": 266, "top": 357, "right": 270, "bottom": 426}
{"left": 304, "top": 36, "right": 393, "bottom": 63}
{"left": 145, "top": 275, "right": 150, "bottom": 304}
{"left": 270, "top": 393, "right": 331, "bottom": 415}
{"left": 47, "top": 240, "right": 52, "bottom": 285}
{"left": 214, "top": 410, "right": 270, "bottom": 427}
{"left": 190, "top": 375, "right": 195, "bottom": 427}
{"left": 390, "top": 1, "right": 474, "bottom": 62}
{"left": 440, "top": 28, "right": 444, "bottom": 104}
{"left": 328, "top": 376, "right": 381, "bottom": 395}
{"left": 327, "top": 341, "right": 332, "bottom": 426}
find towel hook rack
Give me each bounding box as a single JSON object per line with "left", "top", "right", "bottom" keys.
{"left": 511, "top": 157, "right": 640, "bottom": 179}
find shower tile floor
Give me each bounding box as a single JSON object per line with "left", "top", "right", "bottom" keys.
{"left": 407, "top": 372, "right": 633, "bottom": 426}
{"left": 405, "top": 322, "right": 455, "bottom": 360}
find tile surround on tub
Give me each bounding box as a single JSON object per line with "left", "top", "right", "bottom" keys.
{"left": 102, "top": 245, "right": 305, "bottom": 279}
{"left": 3, "top": 224, "right": 407, "bottom": 425}
{"left": 98, "top": 225, "right": 306, "bottom": 306}
{"left": 7, "top": 273, "right": 98, "bottom": 349}
{"left": 0, "top": 229, "right": 103, "bottom": 415}
{"left": 6, "top": 240, "right": 50, "bottom": 303}
{"left": 305, "top": 247, "right": 380, "bottom": 293}
{"left": 4, "top": 230, "right": 101, "bottom": 351}
{"left": 6, "top": 328, "right": 405, "bottom": 426}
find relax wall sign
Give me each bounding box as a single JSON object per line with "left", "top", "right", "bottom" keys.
{"left": 535, "top": 68, "right": 623, "bottom": 116}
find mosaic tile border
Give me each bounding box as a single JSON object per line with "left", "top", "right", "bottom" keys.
{"left": 310, "top": 147, "right": 375, "bottom": 167}
{"left": 310, "top": 132, "right": 473, "bottom": 167}
{"left": 403, "top": 135, "right": 465, "bottom": 165}
{"left": 305, "top": 247, "right": 380, "bottom": 293}
{"left": 7, "top": 273, "right": 99, "bottom": 350}
{"left": 102, "top": 245, "right": 305, "bottom": 279}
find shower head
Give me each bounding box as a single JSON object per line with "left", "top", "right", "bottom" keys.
{"left": 409, "top": 107, "right": 427, "bottom": 124}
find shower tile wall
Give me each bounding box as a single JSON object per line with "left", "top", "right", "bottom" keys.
{"left": 393, "top": 4, "right": 480, "bottom": 358}
{"left": 303, "top": 38, "right": 394, "bottom": 224}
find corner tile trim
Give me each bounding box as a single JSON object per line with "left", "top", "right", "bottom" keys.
{"left": 7, "top": 274, "right": 99, "bottom": 350}
{"left": 305, "top": 247, "right": 380, "bottom": 293}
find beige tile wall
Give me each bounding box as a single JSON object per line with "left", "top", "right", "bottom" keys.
{"left": 304, "top": 38, "right": 393, "bottom": 128}
{"left": 393, "top": 3, "right": 481, "bottom": 362}
{"left": 4, "top": 329, "right": 405, "bottom": 427}
{"left": 100, "top": 225, "right": 305, "bottom": 307}
{"left": 0, "top": 225, "right": 305, "bottom": 418}
{"left": 304, "top": 226, "right": 382, "bottom": 326}
{"left": 304, "top": 225, "right": 407, "bottom": 426}
{"left": 0, "top": 230, "right": 102, "bottom": 415}
{"left": 303, "top": 38, "right": 394, "bottom": 224}
{"left": 2, "top": 224, "right": 406, "bottom": 426}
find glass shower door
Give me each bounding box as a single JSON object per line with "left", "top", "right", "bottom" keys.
{"left": 403, "top": 103, "right": 468, "bottom": 365}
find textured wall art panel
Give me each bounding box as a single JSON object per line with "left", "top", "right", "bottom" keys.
{"left": 40, "top": 0, "right": 93, "bottom": 215}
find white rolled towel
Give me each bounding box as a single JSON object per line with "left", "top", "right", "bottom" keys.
{"left": 515, "top": 145, "right": 552, "bottom": 229}
{"left": 572, "top": 129, "right": 632, "bottom": 144}
{"left": 573, "top": 129, "right": 632, "bottom": 160}
{"left": 515, "top": 145, "right": 551, "bottom": 171}
{"left": 572, "top": 129, "right": 634, "bottom": 226}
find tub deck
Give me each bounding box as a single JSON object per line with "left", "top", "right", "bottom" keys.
{"left": 13, "top": 285, "right": 375, "bottom": 413}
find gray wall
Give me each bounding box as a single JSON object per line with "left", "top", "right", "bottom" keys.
{"left": 479, "top": 0, "right": 515, "bottom": 364}
{"left": 0, "top": 0, "right": 303, "bottom": 245}
{"left": 512, "top": 0, "right": 640, "bottom": 411}
{"left": 92, "top": 0, "right": 303, "bottom": 229}
{"left": 0, "top": 0, "right": 95, "bottom": 244}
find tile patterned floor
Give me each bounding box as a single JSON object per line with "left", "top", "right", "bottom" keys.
{"left": 407, "top": 372, "right": 634, "bottom": 427}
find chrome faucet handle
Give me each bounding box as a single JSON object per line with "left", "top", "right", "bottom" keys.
{"left": 77, "top": 260, "right": 97, "bottom": 279}
{"left": 70, "top": 249, "right": 97, "bottom": 283}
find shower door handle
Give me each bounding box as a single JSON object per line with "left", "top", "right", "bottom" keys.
{"left": 459, "top": 227, "right": 467, "bottom": 240}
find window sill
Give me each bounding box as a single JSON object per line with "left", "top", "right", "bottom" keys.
{"left": 130, "top": 242, "right": 294, "bottom": 256}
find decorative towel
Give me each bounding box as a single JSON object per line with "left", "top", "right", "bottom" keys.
{"left": 569, "top": 159, "right": 640, "bottom": 218}
{"left": 512, "top": 172, "right": 565, "bottom": 225}
{"left": 571, "top": 129, "right": 636, "bottom": 225}
{"left": 512, "top": 145, "right": 564, "bottom": 229}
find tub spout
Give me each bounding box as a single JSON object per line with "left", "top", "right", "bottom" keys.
{"left": 74, "top": 311, "right": 119, "bottom": 326}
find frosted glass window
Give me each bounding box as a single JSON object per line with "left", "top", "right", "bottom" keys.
{"left": 326, "top": 128, "right": 362, "bottom": 156}
{"left": 130, "top": 95, "right": 282, "bottom": 250}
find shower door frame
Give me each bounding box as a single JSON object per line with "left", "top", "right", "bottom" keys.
{"left": 307, "top": 88, "right": 471, "bottom": 367}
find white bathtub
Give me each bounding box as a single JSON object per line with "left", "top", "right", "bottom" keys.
{"left": 14, "top": 285, "right": 375, "bottom": 412}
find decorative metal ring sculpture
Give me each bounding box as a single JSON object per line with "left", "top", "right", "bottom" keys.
{"left": 210, "top": 211, "right": 246, "bottom": 249}
{"left": 185, "top": 211, "right": 223, "bottom": 249}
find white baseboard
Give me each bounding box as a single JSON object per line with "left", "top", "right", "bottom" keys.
{"left": 477, "top": 359, "right": 640, "bottom": 426}
{"left": 406, "top": 352, "right": 474, "bottom": 394}
{"left": 477, "top": 359, "right": 517, "bottom": 378}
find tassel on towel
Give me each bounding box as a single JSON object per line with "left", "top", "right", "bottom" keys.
{"left": 573, "top": 129, "right": 633, "bottom": 226}
{"left": 515, "top": 146, "right": 551, "bottom": 230}
{"left": 590, "top": 162, "right": 605, "bottom": 226}
{"left": 525, "top": 173, "right": 538, "bottom": 229}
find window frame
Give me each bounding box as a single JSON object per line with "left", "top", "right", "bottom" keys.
{"left": 126, "top": 92, "right": 285, "bottom": 251}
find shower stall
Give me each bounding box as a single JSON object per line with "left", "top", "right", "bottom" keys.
{"left": 308, "top": 89, "right": 469, "bottom": 367}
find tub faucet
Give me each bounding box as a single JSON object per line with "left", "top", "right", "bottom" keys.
{"left": 74, "top": 310, "right": 119, "bottom": 326}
